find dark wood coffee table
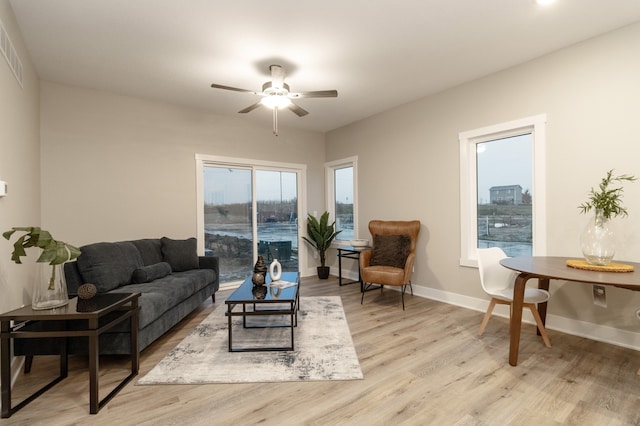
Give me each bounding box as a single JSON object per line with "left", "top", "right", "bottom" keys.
{"left": 225, "top": 272, "right": 300, "bottom": 352}
{"left": 0, "top": 293, "right": 140, "bottom": 418}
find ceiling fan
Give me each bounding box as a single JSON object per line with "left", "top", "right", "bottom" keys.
{"left": 210, "top": 64, "right": 338, "bottom": 135}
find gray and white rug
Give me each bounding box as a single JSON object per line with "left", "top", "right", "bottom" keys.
{"left": 137, "top": 296, "right": 363, "bottom": 384}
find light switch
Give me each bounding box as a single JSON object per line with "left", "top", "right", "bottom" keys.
{"left": 0, "top": 180, "right": 7, "bottom": 197}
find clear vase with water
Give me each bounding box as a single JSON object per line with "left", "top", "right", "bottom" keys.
{"left": 581, "top": 209, "right": 615, "bottom": 266}
{"left": 32, "top": 263, "right": 69, "bottom": 310}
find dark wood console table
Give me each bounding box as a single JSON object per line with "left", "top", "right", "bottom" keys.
{"left": 1, "top": 292, "right": 140, "bottom": 418}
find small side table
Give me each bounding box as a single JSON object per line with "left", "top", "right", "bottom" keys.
{"left": 1, "top": 292, "right": 140, "bottom": 418}
{"left": 337, "top": 246, "right": 370, "bottom": 290}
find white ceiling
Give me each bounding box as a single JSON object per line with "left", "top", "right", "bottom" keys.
{"left": 9, "top": 0, "right": 640, "bottom": 133}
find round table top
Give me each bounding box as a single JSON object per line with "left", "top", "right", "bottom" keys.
{"left": 500, "top": 256, "right": 640, "bottom": 291}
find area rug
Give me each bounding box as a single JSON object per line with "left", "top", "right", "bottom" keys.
{"left": 136, "top": 296, "right": 363, "bottom": 384}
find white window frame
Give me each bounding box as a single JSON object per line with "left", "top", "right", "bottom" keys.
{"left": 325, "top": 156, "right": 358, "bottom": 245}
{"left": 459, "top": 115, "right": 547, "bottom": 267}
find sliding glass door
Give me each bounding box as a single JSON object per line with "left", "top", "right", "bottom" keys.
{"left": 202, "top": 166, "right": 253, "bottom": 283}
{"left": 200, "top": 159, "right": 302, "bottom": 285}
{"left": 256, "top": 170, "right": 298, "bottom": 274}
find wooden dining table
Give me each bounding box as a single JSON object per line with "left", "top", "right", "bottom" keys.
{"left": 499, "top": 256, "right": 640, "bottom": 366}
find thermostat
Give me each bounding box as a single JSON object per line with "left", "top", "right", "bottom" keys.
{"left": 0, "top": 181, "right": 7, "bottom": 197}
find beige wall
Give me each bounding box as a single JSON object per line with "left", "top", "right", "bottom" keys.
{"left": 0, "top": 0, "right": 40, "bottom": 313}
{"left": 326, "top": 22, "right": 640, "bottom": 336}
{"left": 39, "top": 81, "right": 326, "bottom": 273}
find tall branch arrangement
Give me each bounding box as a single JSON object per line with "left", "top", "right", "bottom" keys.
{"left": 578, "top": 170, "right": 637, "bottom": 220}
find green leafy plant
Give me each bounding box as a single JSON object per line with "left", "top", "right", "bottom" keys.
{"left": 578, "top": 170, "right": 637, "bottom": 220}
{"left": 3, "top": 227, "right": 81, "bottom": 290}
{"left": 302, "top": 212, "right": 342, "bottom": 267}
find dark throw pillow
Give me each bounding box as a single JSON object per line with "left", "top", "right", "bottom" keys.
{"left": 76, "top": 241, "right": 144, "bottom": 292}
{"left": 369, "top": 234, "right": 411, "bottom": 268}
{"left": 131, "top": 262, "right": 172, "bottom": 284}
{"left": 161, "top": 237, "right": 199, "bottom": 272}
{"left": 130, "top": 239, "right": 163, "bottom": 265}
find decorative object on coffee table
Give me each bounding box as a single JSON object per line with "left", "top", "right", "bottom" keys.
{"left": 578, "top": 170, "right": 637, "bottom": 265}
{"left": 302, "top": 211, "right": 342, "bottom": 279}
{"left": 3, "top": 227, "right": 81, "bottom": 310}
{"left": 252, "top": 255, "right": 267, "bottom": 285}
{"left": 269, "top": 258, "right": 282, "bottom": 281}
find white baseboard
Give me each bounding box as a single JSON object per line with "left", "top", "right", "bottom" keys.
{"left": 415, "top": 285, "right": 640, "bottom": 352}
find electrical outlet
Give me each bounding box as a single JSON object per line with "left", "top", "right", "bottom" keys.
{"left": 592, "top": 285, "right": 607, "bottom": 307}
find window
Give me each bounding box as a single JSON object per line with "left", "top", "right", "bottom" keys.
{"left": 325, "top": 157, "right": 358, "bottom": 242}
{"left": 459, "top": 115, "right": 546, "bottom": 267}
{"left": 195, "top": 155, "right": 306, "bottom": 285}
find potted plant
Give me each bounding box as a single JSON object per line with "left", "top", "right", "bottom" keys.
{"left": 302, "top": 212, "right": 342, "bottom": 279}
{"left": 3, "top": 227, "right": 81, "bottom": 309}
{"left": 578, "top": 170, "right": 637, "bottom": 265}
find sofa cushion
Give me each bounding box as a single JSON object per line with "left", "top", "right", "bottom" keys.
{"left": 130, "top": 239, "right": 163, "bottom": 266}
{"left": 161, "top": 237, "right": 199, "bottom": 272}
{"left": 131, "top": 262, "right": 172, "bottom": 284}
{"left": 76, "top": 242, "right": 144, "bottom": 292}
{"left": 110, "top": 269, "right": 215, "bottom": 329}
{"left": 369, "top": 234, "right": 411, "bottom": 269}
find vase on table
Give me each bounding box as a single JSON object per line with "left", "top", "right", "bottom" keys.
{"left": 32, "top": 263, "right": 69, "bottom": 310}
{"left": 269, "top": 259, "right": 282, "bottom": 281}
{"left": 581, "top": 209, "right": 616, "bottom": 266}
{"left": 252, "top": 255, "right": 267, "bottom": 286}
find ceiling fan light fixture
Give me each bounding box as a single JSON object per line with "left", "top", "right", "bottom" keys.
{"left": 210, "top": 64, "right": 337, "bottom": 136}
{"left": 261, "top": 95, "right": 292, "bottom": 109}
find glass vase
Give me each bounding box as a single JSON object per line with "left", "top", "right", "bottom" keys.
{"left": 32, "top": 263, "right": 69, "bottom": 310}
{"left": 581, "top": 210, "right": 615, "bottom": 266}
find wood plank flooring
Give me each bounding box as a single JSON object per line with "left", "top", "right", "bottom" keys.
{"left": 3, "top": 276, "right": 640, "bottom": 425}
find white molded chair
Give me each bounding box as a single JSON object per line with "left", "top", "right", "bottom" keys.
{"left": 477, "top": 247, "right": 551, "bottom": 348}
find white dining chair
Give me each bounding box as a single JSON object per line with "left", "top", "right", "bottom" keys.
{"left": 476, "top": 247, "right": 551, "bottom": 347}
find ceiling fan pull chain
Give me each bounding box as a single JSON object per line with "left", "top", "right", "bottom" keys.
{"left": 273, "top": 107, "right": 278, "bottom": 136}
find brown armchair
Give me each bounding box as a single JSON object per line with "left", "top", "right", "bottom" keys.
{"left": 360, "top": 220, "right": 421, "bottom": 310}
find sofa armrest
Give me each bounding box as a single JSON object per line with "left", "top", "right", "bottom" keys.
{"left": 198, "top": 256, "right": 219, "bottom": 274}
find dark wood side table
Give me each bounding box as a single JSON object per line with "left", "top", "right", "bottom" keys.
{"left": 1, "top": 292, "right": 140, "bottom": 418}
{"left": 337, "top": 246, "right": 369, "bottom": 289}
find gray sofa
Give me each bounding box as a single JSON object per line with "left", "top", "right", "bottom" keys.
{"left": 16, "top": 237, "right": 219, "bottom": 361}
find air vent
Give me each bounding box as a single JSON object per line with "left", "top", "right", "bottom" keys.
{"left": 0, "top": 18, "right": 24, "bottom": 88}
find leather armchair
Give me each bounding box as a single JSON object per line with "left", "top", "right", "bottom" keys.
{"left": 360, "top": 220, "right": 421, "bottom": 309}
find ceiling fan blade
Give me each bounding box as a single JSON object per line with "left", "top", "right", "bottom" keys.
{"left": 238, "top": 101, "right": 263, "bottom": 114}
{"left": 289, "top": 90, "right": 338, "bottom": 99}
{"left": 211, "top": 83, "right": 259, "bottom": 95}
{"left": 287, "top": 102, "right": 309, "bottom": 117}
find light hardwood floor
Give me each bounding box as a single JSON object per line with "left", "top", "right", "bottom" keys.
{"left": 3, "top": 276, "right": 640, "bottom": 425}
